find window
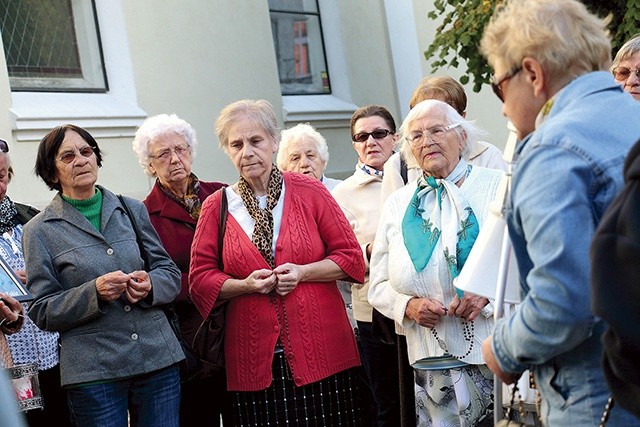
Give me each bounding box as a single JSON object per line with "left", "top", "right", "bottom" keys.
{"left": 0, "top": 0, "right": 107, "bottom": 92}
{"left": 269, "top": 0, "right": 330, "bottom": 96}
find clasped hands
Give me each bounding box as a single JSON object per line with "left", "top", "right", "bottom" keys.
{"left": 96, "top": 270, "right": 151, "bottom": 304}
{"left": 406, "top": 293, "right": 489, "bottom": 329}
{"left": 244, "top": 263, "right": 303, "bottom": 297}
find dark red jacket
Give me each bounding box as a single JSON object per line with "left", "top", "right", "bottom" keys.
{"left": 144, "top": 179, "right": 226, "bottom": 301}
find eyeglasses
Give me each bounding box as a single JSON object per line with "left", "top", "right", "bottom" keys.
{"left": 491, "top": 65, "right": 523, "bottom": 102}
{"left": 57, "top": 146, "right": 95, "bottom": 164}
{"left": 406, "top": 123, "right": 460, "bottom": 147}
{"left": 149, "top": 145, "right": 190, "bottom": 161}
{"left": 612, "top": 66, "right": 640, "bottom": 81}
{"left": 352, "top": 129, "right": 392, "bottom": 143}
{"left": 0, "top": 139, "right": 8, "bottom": 153}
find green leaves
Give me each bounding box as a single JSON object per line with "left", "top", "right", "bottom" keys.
{"left": 424, "top": 0, "right": 639, "bottom": 92}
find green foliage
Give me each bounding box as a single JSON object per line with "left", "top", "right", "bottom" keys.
{"left": 424, "top": 0, "right": 640, "bottom": 92}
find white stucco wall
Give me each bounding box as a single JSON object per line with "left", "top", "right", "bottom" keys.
{"left": 0, "top": 0, "right": 510, "bottom": 208}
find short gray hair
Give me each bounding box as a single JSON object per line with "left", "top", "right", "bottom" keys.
{"left": 215, "top": 99, "right": 279, "bottom": 153}
{"left": 132, "top": 113, "right": 198, "bottom": 177}
{"left": 612, "top": 35, "right": 640, "bottom": 72}
{"left": 277, "top": 123, "right": 329, "bottom": 171}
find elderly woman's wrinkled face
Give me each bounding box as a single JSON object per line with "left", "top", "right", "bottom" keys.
{"left": 283, "top": 136, "right": 326, "bottom": 180}
{"left": 53, "top": 130, "right": 99, "bottom": 198}
{"left": 408, "top": 111, "right": 464, "bottom": 179}
{"left": 352, "top": 116, "right": 396, "bottom": 171}
{"left": 147, "top": 132, "right": 192, "bottom": 190}
{"left": 0, "top": 155, "right": 8, "bottom": 200}
{"left": 614, "top": 52, "right": 640, "bottom": 101}
{"left": 226, "top": 113, "right": 278, "bottom": 182}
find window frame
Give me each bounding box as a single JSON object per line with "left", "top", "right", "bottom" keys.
{"left": 7, "top": 0, "right": 146, "bottom": 142}
{"left": 4, "top": 0, "right": 109, "bottom": 93}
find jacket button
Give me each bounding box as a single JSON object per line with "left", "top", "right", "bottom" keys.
{"left": 131, "top": 333, "right": 138, "bottom": 340}
{"left": 106, "top": 248, "right": 114, "bottom": 255}
{"left": 273, "top": 325, "right": 279, "bottom": 332}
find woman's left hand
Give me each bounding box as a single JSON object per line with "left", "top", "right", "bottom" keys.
{"left": 273, "top": 263, "right": 304, "bottom": 297}
{"left": 126, "top": 270, "right": 152, "bottom": 304}
{"left": 448, "top": 293, "right": 489, "bottom": 321}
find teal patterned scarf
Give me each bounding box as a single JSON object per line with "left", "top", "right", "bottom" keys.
{"left": 402, "top": 159, "right": 479, "bottom": 295}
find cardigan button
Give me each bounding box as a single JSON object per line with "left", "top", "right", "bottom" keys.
{"left": 273, "top": 325, "right": 279, "bottom": 332}
{"left": 124, "top": 305, "right": 131, "bottom": 312}
{"left": 131, "top": 333, "right": 138, "bottom": 340}
{"left": 106, "top": 248, "right": 114, "bottom": 255}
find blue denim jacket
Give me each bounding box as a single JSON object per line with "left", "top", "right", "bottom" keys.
{"left": 492, "top": 72, "right": 640, "bottom": 426}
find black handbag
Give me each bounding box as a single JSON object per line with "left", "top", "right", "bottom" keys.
{"left": 117, "top": 195, "right": 201, "bottom": 381}
{"left": 188, "top": 188, "right": 228, "bottom": 374}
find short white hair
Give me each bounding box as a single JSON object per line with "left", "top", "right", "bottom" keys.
{"left": 399, "top": 99, "right": 486, "bottom": 170}
{"left": 277, "top": 123, "right": 329, "bottom": 171}
{"left": 132, "top": 113, "right": 198, "bottom": 177}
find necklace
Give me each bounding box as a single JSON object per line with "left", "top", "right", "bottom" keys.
{"left": 430, "top": 318, "right": 475, "bottom": 359}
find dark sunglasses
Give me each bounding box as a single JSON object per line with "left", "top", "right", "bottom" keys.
{"left": 352, "top": 129, "right": 392, "bottom": 143}
{"left": 0, "top": 139, "right": 8, "bottom": 153}
{"left": 491, "top": 66, "right": 523, "bottom": 102}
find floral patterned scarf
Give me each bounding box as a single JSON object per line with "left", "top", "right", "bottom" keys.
{"left": 158, "top": 173, "right": 202, "bottom": 220}
{"left": 401, "top": 158, "right": 479, "bottom": 292}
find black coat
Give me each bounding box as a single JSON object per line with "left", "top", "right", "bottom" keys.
{"left": 590, "top": 138, "right": 640, "bottom": 419}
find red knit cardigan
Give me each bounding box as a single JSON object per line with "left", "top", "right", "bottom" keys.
{"left": 189, "top": 172, "right": 364, "bottom": 391}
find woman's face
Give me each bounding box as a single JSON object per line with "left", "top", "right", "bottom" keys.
{"left": 226, "top": 113, "right": 278, "bottom": 182}
{"left": 147, "top": 133, "right": 192, "bottom": 190}
{"left": 282, "top": 136, "right": 326, "bottom": 180}
{"left": 53, "top": 130, "right": 99, "bottom": 199}
{"left": 352, "top": 116, "right": 397, "bottom": 170}
{"left": 408, "top": 111, "right": 463, "bottom": 178}
{"left": 614, "top": 52, "right": 640, "bottom": 101}
{"left": 0, "top": 155, "right": 9, "bottom": 200}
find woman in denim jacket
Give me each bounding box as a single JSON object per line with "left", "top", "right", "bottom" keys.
{"left": 480, "top": 0, "right": 640, "bottom": 425}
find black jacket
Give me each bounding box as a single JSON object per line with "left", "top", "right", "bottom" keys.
{"left": 590, "top": 138, "right": 640, "bottom": 419}
{"left": 15, "top": 202, "right": 39, "bottom": 225}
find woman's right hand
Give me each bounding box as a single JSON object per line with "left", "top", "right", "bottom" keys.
{"left": 405, "top": 297, "right": 447, "bottom": 328}
{"left": 0, "top": 292, "right": 24, "bottom": 332}
{"left": 96, "top": 271, "right": 130, "bottom": 301}
{"left": 244, "top": 269, "right": 277, "bottom": 295}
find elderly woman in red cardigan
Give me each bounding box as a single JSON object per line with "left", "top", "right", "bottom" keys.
{"left": 189, "top": 99, "right": 365, "bottom": 426}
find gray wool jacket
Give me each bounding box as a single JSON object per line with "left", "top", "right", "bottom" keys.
{"left": 22, "top": 186, "right": 184, "bottom": 386}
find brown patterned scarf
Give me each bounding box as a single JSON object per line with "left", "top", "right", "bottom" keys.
{"left": 237, "top": 166, "right": 283, "bottom": 268}
{"left": 157, "top": 173, "right": 202, "bottom": 220}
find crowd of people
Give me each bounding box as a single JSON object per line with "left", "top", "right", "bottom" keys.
{"left": 1, "top": 0, "right": 640, "bottom": 426}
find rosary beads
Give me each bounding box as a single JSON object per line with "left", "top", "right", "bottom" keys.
{"left": 430, "top": 318, "right": 475, "bottom": 359}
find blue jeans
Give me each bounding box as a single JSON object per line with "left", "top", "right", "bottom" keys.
{"left": 66, "top": 365, "right": 180, "bottom": 427}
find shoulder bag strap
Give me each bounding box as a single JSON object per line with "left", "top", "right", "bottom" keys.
{"left": 117, "top": 195, "right": 149, "bottom": 270}
{"left": 218, "top": 188, "right": 228, "bottom": 270}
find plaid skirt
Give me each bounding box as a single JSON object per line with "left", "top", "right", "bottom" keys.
{"left": 232, "top": 349, "right": 362, "bottom": 426}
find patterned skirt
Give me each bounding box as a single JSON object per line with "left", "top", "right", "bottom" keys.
{"left": 232, "top": 349, "right": 362, "bottom": 426}
{"left": 415, "top": 364, "right": 494, "bottom": 426}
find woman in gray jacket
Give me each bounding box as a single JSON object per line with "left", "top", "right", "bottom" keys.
{"left": 23, "top": 124, "right": 184, "bottom": 427}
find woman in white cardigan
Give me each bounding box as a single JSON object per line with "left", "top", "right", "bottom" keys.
{"left": 368, "top": 100, "right": 503, "bottom": 426}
